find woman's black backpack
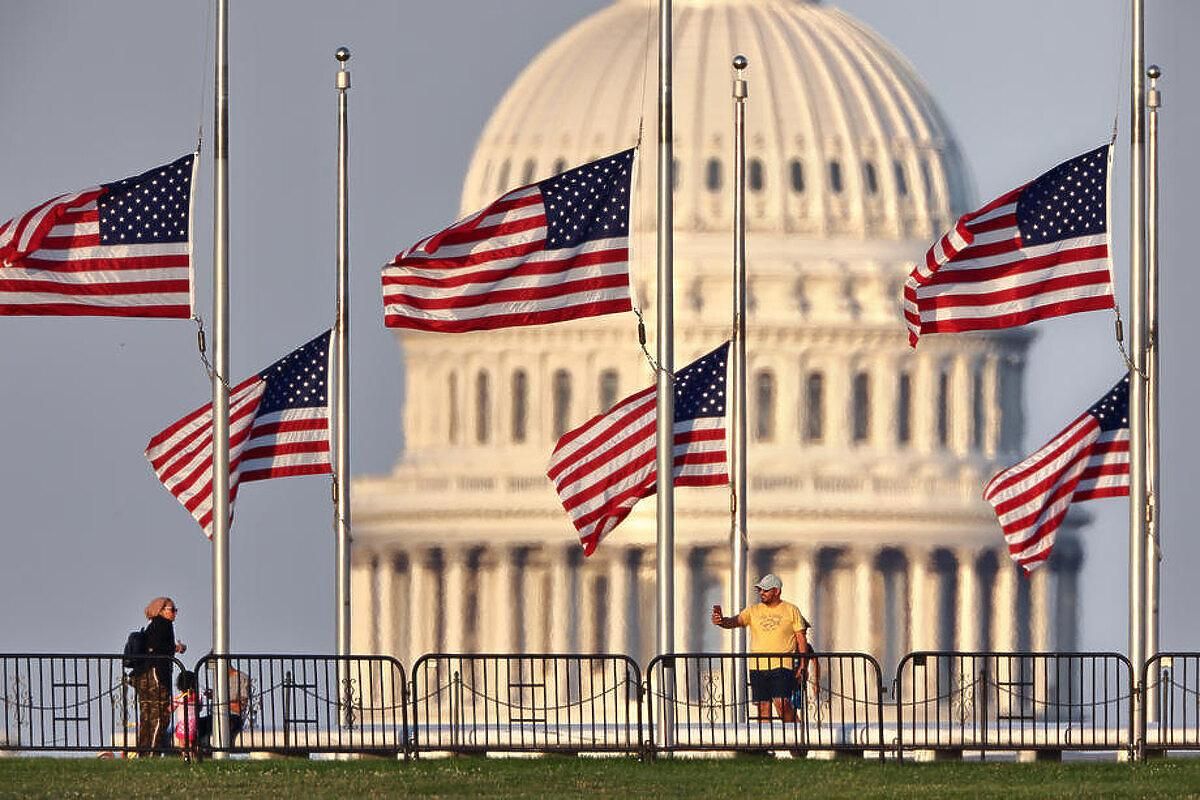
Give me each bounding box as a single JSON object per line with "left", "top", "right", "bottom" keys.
{"left": 122, "top": 627, "right": 148, "bottom": 674}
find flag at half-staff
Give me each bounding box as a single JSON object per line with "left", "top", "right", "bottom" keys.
{"left": 382, "top": 149, "right": 635, "bottom": 332}
{"left": 0, "top": 154, "right": 196, "bottom": 318}
{"left": 146, "top": 330, "right": 332, "bottom": 538}
{"left": 904, "top": 144, "right": 1114, "bottom": 346}
{"left": 984, "top": 374, "right": 1130, "bottom": 572}
{"left": 548, "top": 342, "right": 730, "bottom": 555}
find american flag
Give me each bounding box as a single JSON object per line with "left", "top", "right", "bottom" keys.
{"left": 0, "top": 154, "right": 195, "bottom": 318}
{"left": 983, "top": 374, "right": 1130, "bottom": 572}
{"left": 547, "top": 342, "right": 730, "bottom": 555}
{"left": 904, "top": 145, "right": 1114, "bottom": 346}
{"left": 382, "top": 149, "right": 634, "bottom": 332}
{"left": 146, "top": 331, "right": 332, "bottom": 538}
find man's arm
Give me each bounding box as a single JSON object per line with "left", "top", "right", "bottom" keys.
{"left": 711, "top": 607, "right": 744, "bottom": 629}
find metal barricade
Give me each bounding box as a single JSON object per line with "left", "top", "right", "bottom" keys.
{"left": 0, "top": 653, "right": 187, "bottom": 755}
{"left": 895, "top": 651, "right": 1133, "bottom": 757}
{"left": 194, "top": 654, "right": 406, "bottom": 756}
{"left": 409, "top": 654, "right": 643, "bottom": 755}
{"left": 1144, "top": 653, "right": 1200, "bottom": 751}
{"left": 645, "top": 652, "right": 886, "bottom": 755}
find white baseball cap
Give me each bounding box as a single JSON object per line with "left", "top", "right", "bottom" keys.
{"left": 754, "top": 573, "right": 783, "bottom": 592}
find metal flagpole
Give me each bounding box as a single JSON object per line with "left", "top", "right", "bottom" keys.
{"left": 211, "top": 0, "right": 233, "bottom": 755}
{"left": 729, "top": 54, "right": 749, "bottom": 716}
{"left": 1145, "top": 63, "right": 1161, "bottom": 678}
{"left": 334, "top": 46, "right": 353, "bottom": 725}
{"left": 1128, "top": 0, "right": 1148, "bottom": 760}
{"left": 655, "top": 0, "right": 677, "bottom": 746}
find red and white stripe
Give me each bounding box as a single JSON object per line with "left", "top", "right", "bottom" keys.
{"left": 0, "top": 164, "right": 194, "bottom": 318}
{"left": 382, "top": 184, "right": 631, "bottom": 333}
{"left": 547, "top": 388, "right": 728, "bottom": 556}
{"left": 145, "top": 379, "right": 330, "bottom": 539}
{"left": 904, "top": 182, "right": 1114, "bottom": 347}
{"left": 983, "top": 414, "right": 1129, "bottom": 572}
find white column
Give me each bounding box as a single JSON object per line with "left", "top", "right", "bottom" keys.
{"left": 606, "top": 548, "right": 631, "bottom": 654}
{"left": 951, "top": 354, "right": 972, "bottom": 456}
{"left": 907, "top": 548, "right": 934, "bottom": 651}
{"left": 376, "top": 553, "right": 399, "bottom": 658}
{"left": 673, "top": 549, "right": 692, "bottom": 653}
{"left": 853, "top": 549, "right": 875, "bottom": 653}
{"left": 1030, "top": 567, "right": 1055, "bottom": 652}
{"left": 637, "top": 547, "right": 656, "bottom": 662}
{"left": 350, "top": 555, "right": 376, "bottom": 655}
{"left": 955, "top": 548, "right": 981, "bottom": 652}
{"left": 827, "top": 361, "right": 851, "bottom": 449}
{"left": 912, "top": 355, "right": 936, "bottom": 455}
{"left": 489, "top": 546, "right": 516, "bottom": 653}
{"left": 874, "top": 360, "right": 897, "bottom": 450}
{"left": 788, "top": 546, "right": 816, "bottom": 629}
{"left": 443, "top": 547, "right": 468, "bottom": 653}
{"left": 546, "top": 545, "right": 573, "bottom": 652}
{"left": 992, "top": 551, "right": 1019, "bottom": 652}
{"left": 981, "top": 355, "right": 1001, "bottom": 458}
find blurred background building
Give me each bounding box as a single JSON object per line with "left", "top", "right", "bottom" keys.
{"left": 350, "top": 0, "right": 1081, "bottom": 676}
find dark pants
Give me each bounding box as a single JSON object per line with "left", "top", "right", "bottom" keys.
{"left": 131, "top": 670, "right": 171, "bottom": 754}
{"left": 198, "top": 713, "right": 245, "bottom": 746}
{"left": 749, "top": 667, "right": 797, "bottom": 702}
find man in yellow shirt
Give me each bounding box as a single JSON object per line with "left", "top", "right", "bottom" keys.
{"left": 711, "top": 573, "right": 812, "bottom": 722}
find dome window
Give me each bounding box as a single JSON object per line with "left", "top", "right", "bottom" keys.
{"left": 852, "top": 371, "right": 871, "bottom": 443}
{"left": 552, "top": 368, "right": 572, "bottom": 440}
{"left": 705, "top": 158, "right": 722, "bottom": 192}
{"left": 521, "top": 159, "right": 537, "bottom": 184}
{"left": 598, "top": 369, "right": 620, "bottom": 413}
{"left": 511, "top": 369, "right": 528, "bottom": 443}
{"left": 863, "top": 162, "right": 879, "bottom": 195}
{"left": 749, "top": 158, "right": 765, "bottom": 192}
{"left": 896, "top": 371, "right": 912, "bottom": 446}
{"left": 804, "top": 371, "right": 824, "bottom": 443}
{"left": 553, "top": 158, "right": 567, "bottom": 175}
{"left": 937, "top": 369, "right": 950, "bottom": 448}
{"left": 789, "top": 160, "right": 805, "bottom": 193}
{"left": 921, "top": 158, "right": 935, "bottom": 198}
{"left": 972, "top": 367, "right": 985, "bottom": 451}
{"left": 754, "top": 369, "right": 777, "bottom": 442}
{"left": 495, "top": 160, "right": 510, "bottom": 193}
{"left": 893, "top": 160, "right": 909, "bottom": 196}
{"left": 828, "top": 160, "right": 844, "bottom": 194}
{"left": 475, "top": 371, "right": 491, "bottom": 444}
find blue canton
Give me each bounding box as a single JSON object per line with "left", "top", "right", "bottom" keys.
{"left": 538, "top": 149, "right": 634, "bottom": 250}
{"left": 1016, "top": 145, "right": 1107, "bottom": 246}
{"left": 1086, "top": 374, "right": 1129, "bottom": 432}
{"left": 257, "top": 331, "right": 331, "bottom": 414}
{"left": 98, "top": 153, "right": 193, "bottom": 245}
{"left": 673, "top": 342, "right": 729, "bottom": 423}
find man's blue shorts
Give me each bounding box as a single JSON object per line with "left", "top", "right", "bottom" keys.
{"left": 749, "top": 667, "right": 796, "bottom": 702}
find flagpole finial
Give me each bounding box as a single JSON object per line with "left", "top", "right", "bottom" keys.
{"left": 732, "top": 54, "right": 748, "bottom": 71}
{"left": 335, "top": 46, "right": 351, "bottom": 63}
{"left": 1147, "top": 64, "right": 1161, "bottom": 80}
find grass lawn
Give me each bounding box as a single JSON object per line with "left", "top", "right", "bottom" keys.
{"left": 2, "top": 756, "right": 1200, "bottom": 799}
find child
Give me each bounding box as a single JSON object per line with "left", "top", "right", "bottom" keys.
{"left": 171, "top": 670, "right": 200, "bottom": 760}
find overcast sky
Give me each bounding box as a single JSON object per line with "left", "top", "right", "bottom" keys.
{"left": 0, "top": 1, "right": 1195, "bottom": 658}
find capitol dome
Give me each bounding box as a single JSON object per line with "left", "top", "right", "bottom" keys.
{"left": 464, "top": 0, "right": 973, "bottom": 241}
{"left": 351, "top": 0, "right": 1080, "bottom": 676}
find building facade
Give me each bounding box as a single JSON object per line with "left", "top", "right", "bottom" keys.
{"left": 351, "top": 0, "right": 1082, "bottom": 675}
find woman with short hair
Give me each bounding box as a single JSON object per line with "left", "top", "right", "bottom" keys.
{"left": 132, "top": 597, "right": 186, "bottom": 755}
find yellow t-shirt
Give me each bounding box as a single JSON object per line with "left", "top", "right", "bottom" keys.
{"left": 737, "top": 601, "right": 810, "bottom": 670}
